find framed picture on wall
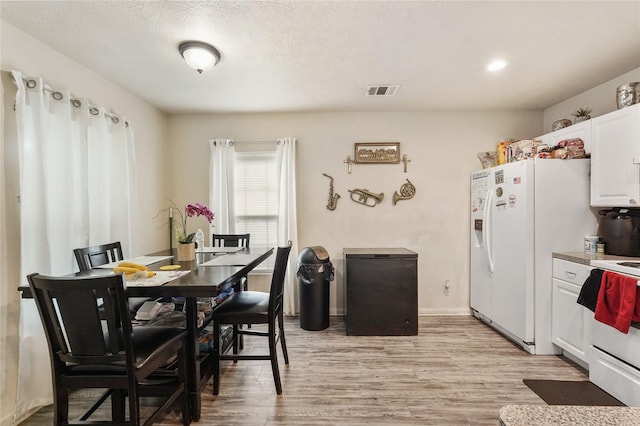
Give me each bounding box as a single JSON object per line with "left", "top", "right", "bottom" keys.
{"left": 354, "top": 142, "right": 401, "bottom": 164}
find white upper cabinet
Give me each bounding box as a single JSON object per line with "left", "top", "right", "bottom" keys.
{"left": 590, "top": 103, "right": 640, "bottom": 207}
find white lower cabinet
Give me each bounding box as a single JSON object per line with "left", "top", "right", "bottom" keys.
{"left": 551, "top": 259, "right": 592, "bottom": 366}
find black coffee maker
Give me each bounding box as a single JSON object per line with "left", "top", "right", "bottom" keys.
{"left": 597, "top": 208, "right": 640, "bottom": 257}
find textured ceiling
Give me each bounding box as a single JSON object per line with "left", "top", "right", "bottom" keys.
{"left": 1, "top": 0, "right": 639, "bottom": 114}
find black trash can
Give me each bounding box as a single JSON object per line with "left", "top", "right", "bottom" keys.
{"left": 297, "top": 246, "right": 334, "bottom": 330}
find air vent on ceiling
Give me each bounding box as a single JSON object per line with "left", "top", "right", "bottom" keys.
{"left": 366, "top": 84, "right": 400, "bottom": 96}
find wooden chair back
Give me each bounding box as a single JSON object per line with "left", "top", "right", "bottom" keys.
{"left": 212, "top": 234, "right": 250, "bottom": 248}
{"left": 268, "top": 241, "right": 292, "bottom": 321}
{"left": 73, "top": 242, "right": 124, "bottom": 271}
{"left": 27, "top": 273, "right": 135, "bottom": 373}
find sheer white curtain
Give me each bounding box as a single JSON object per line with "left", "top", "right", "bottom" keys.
{"left": 11, "top": 70, "right": 136, "bottom": 420}
{"left": 87, "top": 110, "right": 137, "bottom": 254}
{"left": 209, "top": 139, "right": 236, "bottom": 236}
{"left": 276, "top": 137, "right": 299, "bottom": 315}
{"left": 1, "top": 72, "right": 18, "bottom": 425}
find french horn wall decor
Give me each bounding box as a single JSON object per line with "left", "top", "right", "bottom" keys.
{"left": 393, "top": 179, "right": 416, "bottom": 205}
{"left": 322, "top": 173, "right": 340, "bottom": 211}
{"left": 348, "top": 188, "right": 384, "bottom": 207}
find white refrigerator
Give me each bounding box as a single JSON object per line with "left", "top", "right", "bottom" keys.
{"left": 470, "top": 158, "right": 595, "bottom": 354}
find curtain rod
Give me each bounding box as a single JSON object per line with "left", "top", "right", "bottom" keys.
{"left": 12, "top": 75, "right": 129, "bottom": 127}
{"left": 212, "top": 140, "right": 280, "bottom": 146}
{"left": 233, "top": 140, "right": 279, "bottom": 145}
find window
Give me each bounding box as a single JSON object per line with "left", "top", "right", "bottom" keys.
{"left": 233, "top": 151, "right": 278, "bottom": 270}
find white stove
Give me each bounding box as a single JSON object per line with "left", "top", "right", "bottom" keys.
{"left": 588, "top": 258, "right": 640, "bottom": 407}
{"left": 590, "top": 259, "right": 640, "bottom": 277}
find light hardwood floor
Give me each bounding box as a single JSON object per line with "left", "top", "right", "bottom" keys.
{"left": 20, "top": 315, "right": 587, "bottom": 425}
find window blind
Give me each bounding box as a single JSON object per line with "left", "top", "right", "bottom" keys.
{"left": 234, "top": 151, "right": 278, "bottom": 269}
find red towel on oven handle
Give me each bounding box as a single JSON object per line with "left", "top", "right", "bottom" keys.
{"left": 594, "top": 271, "right": 640, "bottom": 334}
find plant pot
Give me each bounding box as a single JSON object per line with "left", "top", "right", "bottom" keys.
{"left": 574, "top": 115, "right": 590, "bottom": 123}
{"left": 177, "top": 242, "right": 195, "bottom": 261}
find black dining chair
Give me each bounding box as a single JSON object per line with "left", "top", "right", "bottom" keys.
{"left": 74, "top": 242, "right": 153, "bottom": 313}
{"left": 73, "top": 242, "right": 123, "bottom": 271}
{"left": 212, "top": 233, "right": 251, "bottom": 294}
{"left": 211, "top": 233, "right": 250, "bottom": 249}
{"left": 211, "top": 233, "right": 253, "bottom": 339}
{"left": 210, "top": 241, "right": 292, "bottom": 395}
{"left": 26, "top": 272, "right": 191, "bottom": 426}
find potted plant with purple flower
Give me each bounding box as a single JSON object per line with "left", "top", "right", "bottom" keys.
{"left": 171, "top": 202, "right": 214, "bottom": 260}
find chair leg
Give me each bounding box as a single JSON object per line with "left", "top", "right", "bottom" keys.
{"left": 232, "top": 324, "right": 240, "bottom": 361}
{"left": 278, "top": 309, "right": 289, "bottom": 364}
{"left": 268, "top": 321, "right": 283, "bottom": 395}
{"left": 53, "top": 386, "right": 69, "bottom": 425}
{"left": 111, "top": 389, "right": 126, "bottom": 422}
{"left": 213, "top": 318, "right": 221, "bottom": 395}
{"left": 128, "top": 385, "right": 140, "bottom": 426}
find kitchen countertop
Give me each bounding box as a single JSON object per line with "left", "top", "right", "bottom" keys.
{"left": 552, "top": 251, "right": 640, "bottom": 266}
{"left": 499, "top": 405, "right": 640, "bottom": 425}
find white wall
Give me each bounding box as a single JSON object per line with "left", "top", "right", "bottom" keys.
{"left": 0, "top": 22, "right": 171, "bottom": 425}
{"left": 168, "top": 111, "right": 543, "bottom": 316}
{"left": 543, "top": 67, "right": 640, "bottom": 133}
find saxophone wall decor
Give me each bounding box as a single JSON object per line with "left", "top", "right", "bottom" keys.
{"left": 322, "top": 173, "right": 340, "bottom": 211}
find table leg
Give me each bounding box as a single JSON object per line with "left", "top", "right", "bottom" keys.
{"left": 185, "top": 297, "right": 201, "bottom": 421}
{"left": 235, "top": 277, "right": 246, "bottom": 350}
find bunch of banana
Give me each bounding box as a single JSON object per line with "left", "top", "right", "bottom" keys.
{"left": 113, "top": 262, "right": 156, "bottom": 279}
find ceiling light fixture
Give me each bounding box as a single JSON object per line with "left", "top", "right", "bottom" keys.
{"left": 486, "top": 59, "right": 507, "bottom": 72}
{"left": 178, "top": 41, "right": 221, "bottom": 74}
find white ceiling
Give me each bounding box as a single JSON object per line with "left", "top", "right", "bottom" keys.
{"left": 1, "top": 1, "right": 639, "bottom": 114}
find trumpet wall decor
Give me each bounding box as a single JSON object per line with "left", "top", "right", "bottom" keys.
{"left": 348, "top": 188, "right": 384, "bottom": 207}
{"left": 393, "top": 179, "right": 416, "bottom": 205}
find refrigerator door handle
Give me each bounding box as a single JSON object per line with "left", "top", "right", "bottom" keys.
{"left": 482, "top": 189, "right": 495, "bottom": 273}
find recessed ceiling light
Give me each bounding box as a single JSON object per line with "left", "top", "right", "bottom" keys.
{"left": 486, "top": 59, "right": 507, "bottom": 72}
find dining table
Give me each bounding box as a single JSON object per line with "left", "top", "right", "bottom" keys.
{"left": 19, "top": 245, "right": 275, "bottom": 421}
